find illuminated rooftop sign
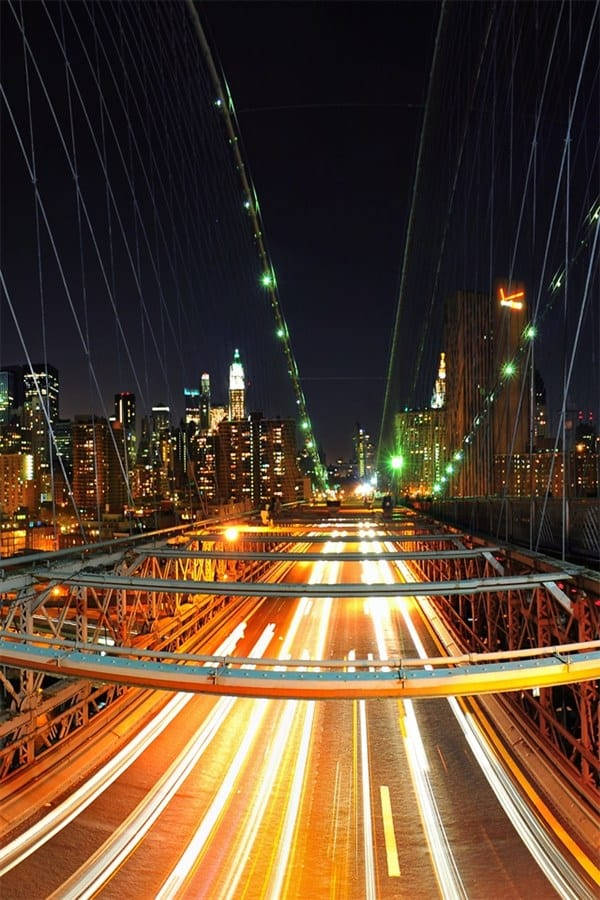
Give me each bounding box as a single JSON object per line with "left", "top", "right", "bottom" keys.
{"left": 498, "top": 287, "right": 525, "bottom": 310}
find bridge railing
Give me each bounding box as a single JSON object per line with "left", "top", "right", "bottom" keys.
{"left": 411, "top": 497, "right": 600, "bottom": 562}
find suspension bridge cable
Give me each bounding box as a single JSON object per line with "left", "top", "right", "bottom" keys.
{"left": 19, "top": 0, "right": 58, "bottom": 545}
{"left": 185, "top": 0, "right": 327, "bottom": 488}
{"left": 377, "top": 1, "right": 447, "bottom": 464}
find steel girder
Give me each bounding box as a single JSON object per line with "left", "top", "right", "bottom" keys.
{"left": 403, "top": 533, "right": 600, "bottom": 802}
{"left": 0, "top": 533, "right": 279, "bottom": 783}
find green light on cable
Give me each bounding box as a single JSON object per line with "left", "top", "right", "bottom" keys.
{"left": 261, "top": 272, "right": 273, "bottom": 288}
{"left": 390, "top": 454, "right": 404, "bottom": 471}
{"left": 525, "top": 325, "right": 536, "bottom": 340}
{"left": 502, "top": 361, "right": 517, "bottom": 378}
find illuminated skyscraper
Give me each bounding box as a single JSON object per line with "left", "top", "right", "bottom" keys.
{"left": 430, "top": 352, "right": 446, "bottom": 409}
{"left": 395, "top": 408, "right": 447, "bottom": 495}
{"left": 184, "top": 388, "right": 201, "bottom": 428}
{"left": 23, "top": 364, "right": 59, "bottom": 504}
{"left": 0, "top": 369, "right": 16, "bottom": 425}
{"left": 53, "top": 419, "right": 73, "bottom": 482}
{"left": 23, "top": 365, "right": 59, "bottom": 424}
{"left": 217, "top": 413, "right": 299, "bottom": 505}
{"left": 228, "top": 349, "right": 245, "bottom": 421}
{"left": 200, "top": 373, "right": 211, "bottom": 431}
{"left": 151, "top": 404, "right": 173, "bottom": 477}
{"left": 209, "top": 405, "right": 227, "bottom": 433}
{"left": 354, "top": 423, "right": 374, "bottom": 479}
{"left": 114, "top": 392, "right": 136, "bottom": 468}
{"left": 217, "top": 419, "right": 252, "bottom": 503}
{"left": 72, "top": 416, "right": 108, "bottom": 516}
{"left": 443, "top": 289, "right": 528, "bottom": 496}
{"left": 257, "top": 416, "right": 299, "bottom": 503}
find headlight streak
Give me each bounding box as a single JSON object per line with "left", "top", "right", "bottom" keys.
{"left": 0, "top": 623, "right": 248, "bottom": 878}
{"left": 359, "top": 697, "right": 377, "bottom": 900}
{"left": 219, "top": 697, "right": 299, "bottom": 900}
{"left": 157, "top": 537, "right": 336, "bottom": 899}
{"left": 387, "top": 543, "right": 596, "bottom": 900}
{"left": 266, "top": 542, "right": 338, "bottom": 899}
{"left": 360, "top": 547, "right": 467, "bottom": 900}
{"left": 52, "top": 626, "right": 276, "bottom": 900}
{"left": 447, "top": 697, "right": 594, "bottom": 900}
{"left": 156, "top": 697, "right": 271, "bottom": 900}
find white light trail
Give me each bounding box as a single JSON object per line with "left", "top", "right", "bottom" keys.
{"left": 51, "top": 626, "right": 275, "bottom": 900}
{"left": 361, "top": 549, "right": 467, "bottom": 900}
{"left": 219, "top": 700, "right": 298, "bottom": 900}
{"left": 158, "top": 543, "right": 337, "bottom": 899}
{"left": 388, "top": 545, "right": 596, "bottom": 899}
{"left": 0, "top": 623, "right": 247, "bottom": 877}
{"left": 265, "top": 542, "right": 338, "bottom": 898}
{"left": 156, "top": 697, "right": 270, "bottom": 900}
{"left": 358, "top": 698, "right": 377, "bottom": 900}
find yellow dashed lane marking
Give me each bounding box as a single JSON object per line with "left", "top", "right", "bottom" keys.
{"left": 379, "top": 785, "right": 401, "bottom": 877}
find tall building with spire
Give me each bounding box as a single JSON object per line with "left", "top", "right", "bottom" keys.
{"left": 430, "top": 352, "right": 446, "bottom": 409}
{"left": 228, "top": 349, "right": 245, "bottom": 421}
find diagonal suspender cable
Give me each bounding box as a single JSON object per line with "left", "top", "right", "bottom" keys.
{"left": 19, "top": 0, "right": 58, "bottom": 546}
{"left": 185, "top": 0, "right": 327, "bottom": 489}
{"left": 377, "top": 2, "right": 447, "bottom": 465}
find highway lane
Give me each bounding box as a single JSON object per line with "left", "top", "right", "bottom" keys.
{"left": 1, "top": 521, "right": 591, "bottom": 898}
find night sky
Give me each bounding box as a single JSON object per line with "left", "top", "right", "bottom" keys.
{"left": 202, "top": 1, "right": 438, "bottom": 459}
{"left": 1, "top": 2, "right": 598, "bottom": 464}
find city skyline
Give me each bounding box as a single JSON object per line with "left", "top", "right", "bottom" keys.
{"left": 0, "top": 6, "right": 598, "bottom": 895}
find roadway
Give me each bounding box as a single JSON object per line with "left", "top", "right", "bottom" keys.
{"left": 0, "top": 518, "right": 592, "bottom": 899}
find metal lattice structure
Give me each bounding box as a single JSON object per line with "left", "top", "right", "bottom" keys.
{"left": 404, "top": 526, "right": 600, "bottom": 802}
{"left": 0, "top": 514, "right": 286, "bottom": 781}
{"left": 0, "top": 507, "right": 598, "bottom": 817}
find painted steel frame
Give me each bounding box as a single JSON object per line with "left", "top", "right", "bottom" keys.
{"left": 403, "top": 533, "right": 600, "bottom": 802}
{"left": 0, "top": 530, "right": 283, "bottom": 781}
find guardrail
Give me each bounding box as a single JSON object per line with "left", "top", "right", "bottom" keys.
{"left": 411, "top": 497, "right": 600, "bottom": 561}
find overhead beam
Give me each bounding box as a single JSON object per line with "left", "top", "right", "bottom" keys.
{"left": 28, "top": 570, "right": 573, "bottom": 598}
{"left": 142, "top": 547, "right": 503, "bottom": 563}
{"left": 0, "top": 640, "right": 597, "bottom": 700}
{"left": 184, "top": 531, "right": 465, "bottom": 544}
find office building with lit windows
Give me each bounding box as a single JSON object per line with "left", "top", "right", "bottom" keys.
{"left": 184, "top": 388, "right": 201, "bottom": 428}
{"left": 395, "top": 408, "right": 447, "bottom": 496}
{"left": 0, "top": 453, "right": 34, "bottom": 516}
{"left": 217, "top": 413, "right": 298, "bottom": 505}
{"left": 443, "top": 289, "right": 529, "bottom": 496}
{"left": 0, "top": 369, "right": 17, "bottom": 425}
{"left": 228, "top": 349, "right": 246, "bottom": 421}
{"left": 114, "top": 392, "right": 136, "bottom": 468}
{"left": 72, "top": 416, "right": 108, "bottom": 516}
{"left": 200, "top": 373, "right": 211, "bottom": 431}
{"left": 22, "top": 364, "right": 59, "bottom": 505}
{"left": 354, "top": 424, "right": 374, "bottom": 479}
